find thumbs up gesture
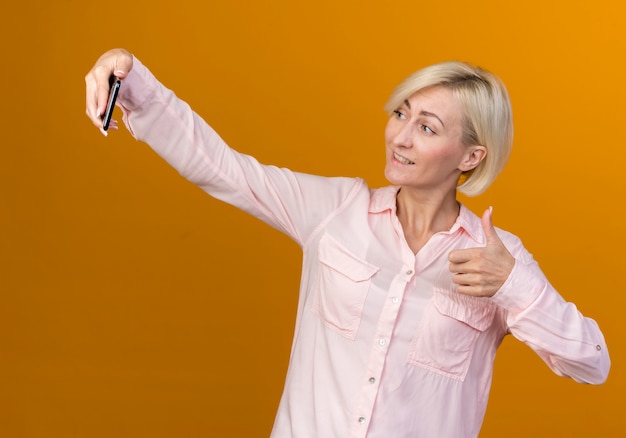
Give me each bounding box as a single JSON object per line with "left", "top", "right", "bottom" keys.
{"left": 448, "top": 207, "right": 515, "bottom": 297}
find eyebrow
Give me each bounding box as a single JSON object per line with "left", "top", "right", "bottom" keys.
{"left": 404, "top": 99, "right": 445, "bottom": 127}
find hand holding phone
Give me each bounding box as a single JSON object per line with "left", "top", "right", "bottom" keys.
{"left": 102, "top": 75, "right": 121, "bottom": 131}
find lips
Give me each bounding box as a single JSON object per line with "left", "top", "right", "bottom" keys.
{"left": 394, "top": 152, "right": 415, "bottom": 165}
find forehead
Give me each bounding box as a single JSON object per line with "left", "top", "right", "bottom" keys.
{"left": 405, "top": 86, "right": 464, "bottom": 125}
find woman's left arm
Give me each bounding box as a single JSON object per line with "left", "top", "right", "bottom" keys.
{"left": 449, "top": 208, "right": 610, "bottom": 384}
{"left": 490, "top": 251, "right": 610, "bottom": 384}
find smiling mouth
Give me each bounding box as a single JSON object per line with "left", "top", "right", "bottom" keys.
{"left": 394, "top": 152, "right": 415, "bottom": 165}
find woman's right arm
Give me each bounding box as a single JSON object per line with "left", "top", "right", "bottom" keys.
{"left": 84, "top": 49, "right": 364, "bottom": 245}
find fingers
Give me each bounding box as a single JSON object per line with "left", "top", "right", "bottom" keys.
{"left": 448, "top": 247, "right": 474, "bottom": 264}
{"left": 450, "top": 266, "right": 502, "bottom": 297}
{"left": 84, "top": 48, "right": 133, "bottom": 134}
{"left": 453, "top": 278, "right": 500, "bottom": 297}
{"left": 448, "top": 249, "right": 484, "bottom": 276}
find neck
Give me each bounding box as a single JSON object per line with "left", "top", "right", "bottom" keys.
{"left": 396, "top": 186, "right": 460, "bottom": 254}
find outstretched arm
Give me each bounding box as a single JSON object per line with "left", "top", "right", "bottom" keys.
{"left": 84, "top": 49, "right": 364, "bottom": 247}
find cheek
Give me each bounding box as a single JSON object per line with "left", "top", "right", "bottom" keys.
{"left": 429, "top": 143, "right": 466, "bottom": 164}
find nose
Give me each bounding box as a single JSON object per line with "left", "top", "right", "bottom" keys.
{"left": 387, "top": 119, "right": 413, "bottom": 149}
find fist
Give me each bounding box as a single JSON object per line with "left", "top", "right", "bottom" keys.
{"left": 85, "top": 48, "right": 133, "bottom": 134}
{"left": 447, "top": 207, "right": 515, "bottom": 297}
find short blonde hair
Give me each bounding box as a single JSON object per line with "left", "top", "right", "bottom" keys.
{"left": 384, "top": 62, "right": 513, "bottom": 196}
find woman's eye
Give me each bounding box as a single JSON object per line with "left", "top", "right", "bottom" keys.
{"left": 421, "top": 125, "right": 434, "bottom": 134}
{"left": 393, "top": 109, "right": 406, "bottom": 119}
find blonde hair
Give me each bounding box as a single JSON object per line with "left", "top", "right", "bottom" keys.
{"left": 384, "top": 62, "right": 513, "bottom": 196}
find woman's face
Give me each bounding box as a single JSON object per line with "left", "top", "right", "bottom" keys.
{"left": 384, "top": 86, "right": 482, "bottom": 193}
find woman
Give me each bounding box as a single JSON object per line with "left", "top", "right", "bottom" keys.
{"left": 85, "top": 48, "right": 610, "bottom": 438}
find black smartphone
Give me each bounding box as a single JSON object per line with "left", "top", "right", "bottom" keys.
{"left": 102, "top": 75, "right": 121, "bottom": 131}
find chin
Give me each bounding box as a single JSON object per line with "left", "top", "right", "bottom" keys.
{"left": 384, "top": 167, "right": 404, "bottom": 186}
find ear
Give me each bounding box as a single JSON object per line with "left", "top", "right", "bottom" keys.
{"left": 458, "top": 145, "right": 487, "bottom": 172}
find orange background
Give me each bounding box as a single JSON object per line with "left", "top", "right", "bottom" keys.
{"left": 1, "top": 0, "right": 624, "bottom": 436}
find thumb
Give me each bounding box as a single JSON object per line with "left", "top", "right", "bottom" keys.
{"left": 481, "top": 206, "right": 501, "bottom": 246}
{"left": 101, "top": 48, "right": 134, "bottom": 80}
{"left": 112, "top": 60, "right": 133, "bottom": 80}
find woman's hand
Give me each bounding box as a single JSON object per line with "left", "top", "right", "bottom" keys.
{"left": 84, "top": 48, "right": 133, "bottom": 134}
{"left": 448, "top": 207, "right": 515, "bottom": 297}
